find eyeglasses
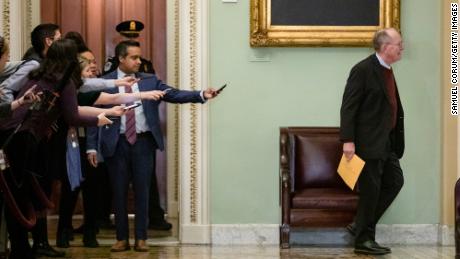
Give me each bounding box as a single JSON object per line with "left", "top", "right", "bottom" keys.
{"left": 387, "top": 42, "right": 403, "bottom": 48}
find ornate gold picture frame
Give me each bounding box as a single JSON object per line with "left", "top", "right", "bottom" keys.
{"left": 250, "top": 0, "right": 400, "bottom": 47}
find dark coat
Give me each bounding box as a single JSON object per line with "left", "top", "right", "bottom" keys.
{"left": 340, "top": 54, "right": 404, "bottom": 159}
{"left": 86, "top": 70, "right": 204, "bottom": 157}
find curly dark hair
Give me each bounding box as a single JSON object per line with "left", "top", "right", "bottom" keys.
{"left": 29, "top": 39, "right": 83, "bottom": 88}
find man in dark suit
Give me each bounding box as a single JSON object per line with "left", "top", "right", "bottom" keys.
{"left": 340, "top": 28, "right": 405, "bottom": 255}
{"left": 103, "top": 20, "right": 173, "bottom": 231}
{"left": 87, "top": 40, "right": 218, "bottom": 252}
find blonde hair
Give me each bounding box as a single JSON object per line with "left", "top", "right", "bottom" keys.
{"left": 78, "top": 56, "right": 91, "bottom": 70}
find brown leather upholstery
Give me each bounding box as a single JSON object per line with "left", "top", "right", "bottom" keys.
{"left": 294, "top": 135, "right": 345, "bottom": 189}
{"left": 292, "top": 188, "right": 358, "bottom": 210}
{"left": 280, "top": 127, "right": 358, "bottom": 248}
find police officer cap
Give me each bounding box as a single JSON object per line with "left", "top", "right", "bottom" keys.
{"left": 116, "top": 20, "right": 144, "bottom": 38}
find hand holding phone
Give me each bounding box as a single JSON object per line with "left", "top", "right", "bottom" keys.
{"left": 216, "top": 84, "right": 227, "bottom": 94}
{"left": 124, "top": 103, "right": 141, "bottom": 110}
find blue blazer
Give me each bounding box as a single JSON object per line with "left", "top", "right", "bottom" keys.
{"left": 86, "top": 71, "right": 204, "bottom": 157}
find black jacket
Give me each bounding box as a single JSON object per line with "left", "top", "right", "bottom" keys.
{"left": 340, "top": 54, "right": 404, "bottom": 159}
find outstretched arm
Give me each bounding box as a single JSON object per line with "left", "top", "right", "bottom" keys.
{"left": 93, "top": 90, "right": 164, "bottom": 105}
{"left": 78, "top": 105, "right": 126, "bottom": 117}
{"left": 79, "top": 76, "right": 139, "bottom": 93}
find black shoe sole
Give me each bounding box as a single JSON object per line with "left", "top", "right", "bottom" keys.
{"left": 354, "top": 248, "right": 390, "bottom": 255}
{"left": 375, "top": 247, "right": 391, "bottom": 253}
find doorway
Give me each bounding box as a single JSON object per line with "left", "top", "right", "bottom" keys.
{"left": 39, "top": 0, "right": 175, "bottom": 242}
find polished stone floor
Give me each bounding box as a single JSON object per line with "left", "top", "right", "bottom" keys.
{"left": 42, "top": 217, "right": 455, "bottom": 258}
{"left": 39, "top": 245, "right": 455, "bottom": 259}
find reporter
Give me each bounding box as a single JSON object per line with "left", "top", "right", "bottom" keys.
{"left": 0, "top": 37, "right": 41, "bottom": 118}
{"left": 0, "top": 39, "right": 109, "bottom": 259}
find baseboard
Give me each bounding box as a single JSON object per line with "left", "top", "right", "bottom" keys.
{"left": 208, "top": 224, "right": 454, "bottom": 246}
{"left": 375, "top": 224, "right": 439, "bottom": 245}
{"left": 180, "top": 224, "right": 211, "bottom": 244}
{"left": 211, "top": 224, "right": 279, "bottom": 245}
{"left": 439, "top": 224, "right": 455, "bottom": 246}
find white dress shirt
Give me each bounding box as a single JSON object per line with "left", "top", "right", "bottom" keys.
{"left": 375, "top": 53, "right": 391, "bottom": 69}
{"left": 117, "top": 68, "right": 150, "bottom": 134}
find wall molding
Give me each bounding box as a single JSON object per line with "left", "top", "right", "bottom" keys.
{"left": 166, "top": 0, "right": 181, "bottom": 219}
{"left": 1, "top": 0, "right": 38, "bottom": 61}
{"left": 2, "top": 0, "right": 9, "bottom": 43}
{"left": 174, "top": 0, "right": 210, "bottom": 243}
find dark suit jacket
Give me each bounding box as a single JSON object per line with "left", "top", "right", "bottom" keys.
{"left": 87, "top": 70, "right": 204, "bottom": 157}
{"left": 340, "top": 54, "right": 404, "bottom": 159}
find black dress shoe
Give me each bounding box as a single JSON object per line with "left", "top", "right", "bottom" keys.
{"left": 56, "top": 228, "right": 73, "bottom": 248}
{"left": 372, "top": 241, "right": 391, "bottom": 252}
{"left": 83, "top": 228, "right": 99, "bottom": 248}
{"left": 149, "top": 220, "right": 172, "bottom": 230}
{"left": 354, "top": 240, "right": 390, "bottom": 255}
{"left": 32, "top": 242, "right": 66, "bottom": 257}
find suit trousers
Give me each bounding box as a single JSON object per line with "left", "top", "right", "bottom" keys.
{"left": 148, "top": 163, "right": 165, "bottom": 222}
{"left": 105, "top": 133, "right": 155, "bottom": 241}
{"left": 354, "top": 151, "right": 404, "bottom": 245}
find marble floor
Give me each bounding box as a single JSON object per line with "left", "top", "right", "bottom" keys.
{"left": 38, "top": 245, "right": 456, "bottom": 259}
{"left": 47, "top": 215, "right": 179, "bottom": 246}
{"left": 40, "top": 217, "right": 455, "bottom": 258}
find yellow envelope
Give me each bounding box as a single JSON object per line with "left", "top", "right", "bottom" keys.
{"left": 337, "top": 154, "right": 365, "bottom": 190}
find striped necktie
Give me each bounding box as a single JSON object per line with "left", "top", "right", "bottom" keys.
{"left": 124, "top": 85, "right": 137, "bottom": 145}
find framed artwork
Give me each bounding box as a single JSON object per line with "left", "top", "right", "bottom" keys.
{"left": 250, "top": 0, "right": 400, "bottom": 47}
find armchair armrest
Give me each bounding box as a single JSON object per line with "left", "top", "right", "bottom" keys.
{"left": 280, "top": 129, "right": 291, "bottom": 248}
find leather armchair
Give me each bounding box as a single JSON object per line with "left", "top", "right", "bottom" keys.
{"left": 280, "top": 127, "right": 358, "bottom": 248}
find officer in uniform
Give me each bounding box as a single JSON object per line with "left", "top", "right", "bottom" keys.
{"left": 103, "top": 20, "right": 155, "bottom": 75}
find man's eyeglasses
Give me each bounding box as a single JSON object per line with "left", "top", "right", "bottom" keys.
{"left": 387, "top": 42, "right": 403, "bottom": 48}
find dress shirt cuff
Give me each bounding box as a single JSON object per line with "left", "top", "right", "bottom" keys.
{"left": 86, "top": 149, "right": 97, "bottom": 154}
{"left": 200, "top": 91, "right": 207, "bottom": 102}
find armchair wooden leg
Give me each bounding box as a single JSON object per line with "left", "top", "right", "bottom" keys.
{"left": 280, "top": 223, "right": 290, "bottom": 249}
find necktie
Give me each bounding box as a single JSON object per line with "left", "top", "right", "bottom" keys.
{"left": 383, "top": 68, "right": 397, "bottom": 128}
{"left": 124, "top": 85, "right": 137, "bottom": 145}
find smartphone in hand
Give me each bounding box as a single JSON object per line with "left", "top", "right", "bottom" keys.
{"left": 216, "top": 84, "right": 227, "bottom": 94}
{"left": 124, "top": 103, "right": 141, "bottom": 110}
